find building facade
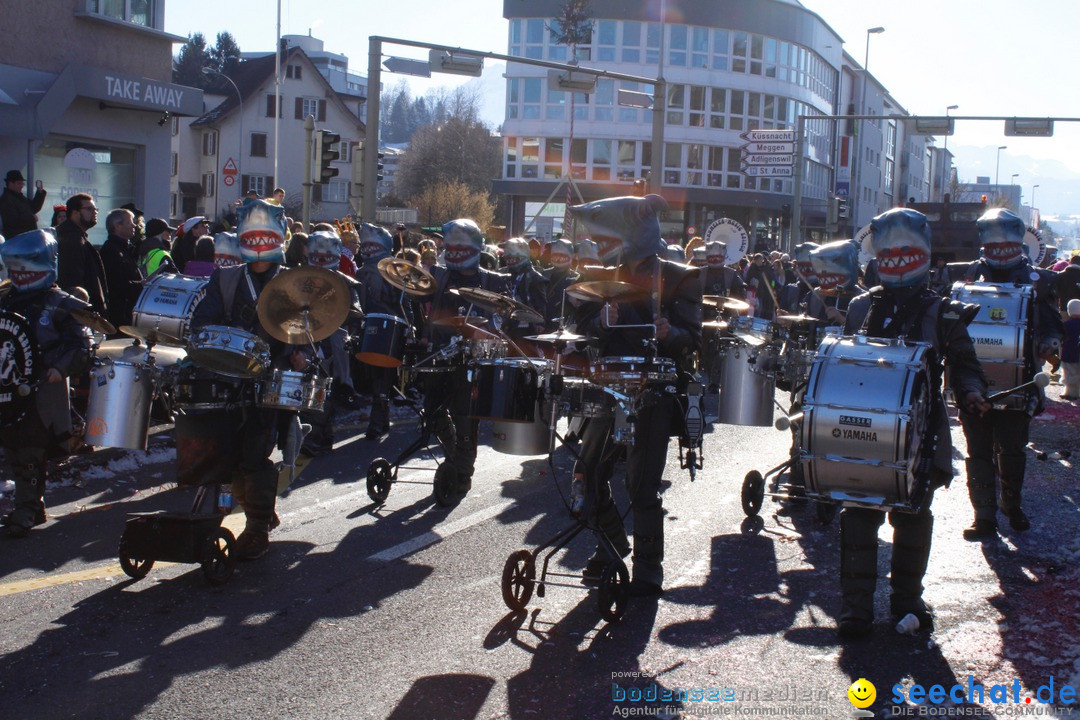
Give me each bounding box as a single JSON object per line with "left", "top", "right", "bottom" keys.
{"left": 0, "top": 0, "right": 201, "bottom": 243}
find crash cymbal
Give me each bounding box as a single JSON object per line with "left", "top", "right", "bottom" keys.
{"left": 774, "top": 313, "right": 825, "bottom": 326}
{"left": 722, "top": 298, "right": 751, "bottom": 312}
{"left": 564, "top": 280, "right": 647, "bottom": 303}
{"left": 701, "top": 295, "right": 729, "bottom": 307}
{"left": 96, "top": 338, "right": 187, "bottom": 366}
{"left": 257, "top": 266, "right": 351, "bottom": 344}
{"left": 702, "top": 320, "right": 729, "bottom": 331}
{"left": 0, "top": 279, "right": 12, "bottom": 298}
{"left": 432, "top": 315, "right": 489, "bottom": 330}
{"left": 450, "top": 287, "right": 545, "bottom": 325}
{"left": 377, "top": 257, "right": 435, "bottom": 296}
{"left": 70, "top": 308, "right": 117, "bottom": 336}
{"left": 525, "top": 329, "right": 592, "bottom": 344}
{"left": 119, "top": 325, "right": 184, "bottom": 347}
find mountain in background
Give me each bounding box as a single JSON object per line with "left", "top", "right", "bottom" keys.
{"left": 951, "top": 145, "right": 1080, "bottom": 226}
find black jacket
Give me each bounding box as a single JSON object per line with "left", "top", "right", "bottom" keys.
{"left": 99, "top": 234, "right": 144, "bottom": 330}
{"left": 55, "top": 219, "right": 108, "bottom": 315}
{"left": 0, "top": 186, "right": 46, "bottom": 238}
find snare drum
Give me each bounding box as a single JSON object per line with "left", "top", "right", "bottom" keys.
{"left": 131, "top": 274, "right": 209, "bottom": 341}
{"left": 85, "top": 359, "right": 156, "bottom": 450}
{"left": 258, "top": 370, "right": 330, "bottom": 412}
{"left": 353, "top": 313, "right": 409, "bottom": 368}
{"left": 949, "top": 282, "right": 1030, "bottom": 405}
{"left": 468, "top": 358, "right": 545, "bottom": 422}
{"left": 470, "top": 338, "right": 508, "bottom": 360}
{"left": 730, "top": 316, "right": 775, "bottom": 347}
{"left": 173, "top": 365, "right": 239, "bottom": 410}
{"left": 187, "top": 326, "right": 271, "bottom": 379}
{"left": 800, "top": 334, "right": 933, "bottom": 512}
{"left": 558, "top": 377, "right": 614, "bottom": 419}
{"left": 590, "top": 357, "right": 677, "bottom": 393}
{"left": 715, "top": 343, "right": 777, "bottom": 426}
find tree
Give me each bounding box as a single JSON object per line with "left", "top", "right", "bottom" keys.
{"left": 548, "top": 0, "right": 593, "bottom": 59}
{"left": 208, "top": 32, "right": 242, "bottom": 75}
{"left": 409, "top": 180, "right": 495, "bottom": 230}
{"left": 173, "top": 33, "right": 210, "bottom": 88}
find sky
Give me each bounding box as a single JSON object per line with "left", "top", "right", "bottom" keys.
{"left": 167, "top": 0, "right": 1080, "bottom": 224}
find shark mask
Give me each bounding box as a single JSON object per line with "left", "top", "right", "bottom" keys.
{"left": 358, "top": 223, "right": 393, "bottom": 264}
{"left": 501, "top": 237, "right": 531, "bottom": 273}
{"left": 869, "top": 208, "right": 932, "bottom": 288}
{"left": 809, "top": 240, "right": 860, "bottom": 293}
{"left": 306, "top": 230, "right": 343, "bottom": 270}
{"left": 567, "top": 194, "right": 669, "bottom": 265}
{"left": 235, "top": 199, "right": 286, "bottom": 264}
{"left": 705, "top": 241, "right": 726, "bottom": 269}
{"left": 1, "top": 228, "right": 58, "bottom": 292}
{"left": 792, "top": 242, "right": 819, "bottom": 285}
{"left": 442, "top": 219, "right": 485, "bottom": 271}
{"left": 213, "top": 232, "right": 242, "bottom": 267}
{"left": 574, "top": 238, "right": 599, "bottom": 266}
{"left": 977, "top": 207, "right": 1026, "bottom": 270}
{"left": 549, "top": 239, "right": 573, "bottom": 269}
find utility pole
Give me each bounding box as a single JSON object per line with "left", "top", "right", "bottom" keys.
{"left": 302, "top": 115, "right": 315, "bottom": 231}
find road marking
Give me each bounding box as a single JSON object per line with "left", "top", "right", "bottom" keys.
{"left": 368, "top": 501, "right": 513, "bottom": 563}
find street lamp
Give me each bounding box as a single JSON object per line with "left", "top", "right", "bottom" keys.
{"left": 1011, "top": 173, "right": 1019, "bottom": 185}
{"left": 940, "top": 104, "right": 958, "bottom": 201}
{"left": 1032, "top": 184, "right": 1040, "bottom": 209}
{"left": 202, "top": 66, "right": 243, "bottom": 201}
{"left": 995, "top": 145, "right": 1007, "bottom": 188}
{"left": 853, "top": 26, "right": 884, "bottom": 227}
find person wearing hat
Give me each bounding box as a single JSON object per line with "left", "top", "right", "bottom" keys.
{"left": 139, "top": 218, "right": 177, "bottom": 277}
{"left": 172, "top": 216, "right": 208, "bottom": 273}
{"left": 0, "top": 170, "right": 47, "bottom": 238}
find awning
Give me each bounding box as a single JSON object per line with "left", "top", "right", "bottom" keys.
{"left": 178, "top": 182, "right": 202, "bottom": 196}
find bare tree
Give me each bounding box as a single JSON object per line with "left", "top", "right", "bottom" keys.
{"left": 409, "top": 180, "right": 495, "bottom": 230}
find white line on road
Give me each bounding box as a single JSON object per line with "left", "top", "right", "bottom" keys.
{"left": 368, "top": 501, "right": 513, "bottom": 563}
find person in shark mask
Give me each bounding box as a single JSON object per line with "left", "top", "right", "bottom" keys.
{"left": 949, "top": 208, "right": 1063, "bottom": 539}
{"left": 835, "top": 207, "right": 989, "bottom": 638}
{"left": 420, "top": 218, "right": 510, "bottom": 497}
{"left": 188, "top": 199, "right": 309, "bottom": 560}
{"left": 212, "top": 231, "right": 242, "bottom": 268}
{"left": 543, "top": 238, "right": 580, "bottom": 329}
{"left": 500, "top": 237, "right": 548, "bottom": 338}
{"left": 0, "top": 229, "right": 92, "bottom": 537}
{"left": 779, "top": 242, "right": 819, "bottom": 313}
{"left": 700, "top": 240, "right": 745, "bottom": 302}
{"left": 806, "top": 240, "right": 864, "bottom": 326}
{"left": 567, "top": 194, "right": 702, "bottom": 597}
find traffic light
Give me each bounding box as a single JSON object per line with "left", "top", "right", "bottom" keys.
{"left": 375, "top": 151, "right": 385, "bottom": 183}
{"left": 836, "top": 197, "right": 849, "bottom": 220}
{"left": 313, "top": 129, "right": 340, "bottom": 185}
{"left": 826, "top": 197, "right": 838, "bottom": 226}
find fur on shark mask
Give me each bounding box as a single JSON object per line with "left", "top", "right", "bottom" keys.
{"left": 705, "top": 241, "right": 726, "bottom": 268}
{"left": 235, "top": 199, "right": 286, "bottom": 264}
{"left": 306, "top": 230, "right": 343, "bottom": 269}
{"left": 442, "top": 219, "right": 484, "bottom": 271}
{"left": 977, "top": 207, "right": 1026, "bottom": 269}
{"left": 567, "top": 194, "right": 669, "bottom": 264}
{"left": 809, "top": 240, "right": 859, "bottom": 293}
{"left": 213, "top": 232, "right": 242, "bottom": 267}
{"left": 792, "top": 242, "right": 819, "bottom": 285}
{"left": 500, "top": 237, "right": 531, "bottom": 273}
{"left": 869, "top": 208, "right": 932, "bottom": 288}
{"left": 1, "top": 228, "right": 58, "bottom": 292}
{"left": 358, "top": 222, "right": 393, "bottom": 263}
{"left": 548, "top": 238, "right": 573, "bottom": 269}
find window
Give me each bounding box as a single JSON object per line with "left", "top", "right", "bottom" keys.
{"left": 201, "top": 172, "right": 215, "bottom": 198}
{"left": 248, "top": 132, "right": 267, "bottom": 158}
{"left": 622, "top": 21, "right": 641, "bottom": 63}
{"left": 170, "top": 192, "right": 178, "bottom": 217}
{"left": 241, "top": 175, "right": 273, "bottom": 196}
{"left": 596, "top": 20, "right": 616, "bottom": 62}
{"left": 668, "top": 25, "right": 687, "bottom": 67}
{"left": 285, "top": 65, "right": 302, "bottom": 80}
{"left": 323, "top": 179, "right": 348, "bottom": 203}
{"left": 336, "top": 139, "right": 351, "bottom": 163}
{"left": 265, "top": 94, "right": 282, "bottom": 118}
{"left": 202, "top": 131, "right": 216, "bottom": 156}
{"left": 295, "top": 97, "right": 326, "bottom": 121}
{"left": 170, "top": 151, "right": 177, "bottom": 177}
{"left": 88, "top": 0, "right": 155, "bottom": 27}
{"left": 171, "top": 115, "right": 179, "bottom": 136}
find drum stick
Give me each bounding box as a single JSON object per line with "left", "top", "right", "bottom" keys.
{"left": 984, "top": 372, "right": 1051, "bottom": 404}
{"left": 790, "top": 264, "right": 844, "bottom": 318}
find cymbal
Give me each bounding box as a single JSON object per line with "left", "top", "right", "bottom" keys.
{"left": 564, "top": 280, "right": 647, "bottom": 303}
{"left": 702, "top": 320, "right": 729, "bottom": 331}
{"left": 450, "top": 287, "right": 545, "bottom": 325}
{"left": 0, "top": 279, "right": 12, "bottom": 298}
{"left": 701, "top": 295, "right": 729, "bottom": 307}
{"left": 722, "top": 298, "right": 751, "bottom": 312}
{"left": 774, "top": 313, "right": 825, "bottom": 326}
{"left": 377, "top": 257, "right": 435, "bottom": 296}
{"left": 119, "top": 325, "right": 184, "bottom": 347}
{"left": 71, "top": 308, "right": 117, "bottom": 336}
{"left": 432, "top": 315, "right": 489, "bottom": 330}
{"left": 525, "top": 329, "right": 592, "bottom": 345}
{"left": 97, "top": 338, "right": 186, "bottom": 366}
{"left": 257, "top": 266, "right": 351, "bottom": 344}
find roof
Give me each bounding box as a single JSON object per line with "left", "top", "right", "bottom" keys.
{"left": 191, "top": 47, "right": 363, "bottom": 130}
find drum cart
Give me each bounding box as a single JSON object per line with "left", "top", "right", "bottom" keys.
{"left": 117, "top": 483, "right": 235, "bottom": 585}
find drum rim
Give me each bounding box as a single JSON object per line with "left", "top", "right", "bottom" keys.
{"left": 363, "top": 312, "right": 409, "bottom": 325}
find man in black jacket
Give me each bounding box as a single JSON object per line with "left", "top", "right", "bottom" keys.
{"left": 0, "top": 170, "right": 47, "bottom": 237}
{"left": 99, "top": 208, "right": 145, "bottom": 331}
{"left": 55, "top": 193, "right": 109, "bottom": 316}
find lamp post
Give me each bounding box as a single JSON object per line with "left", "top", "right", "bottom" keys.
{"left": 1011, "top": 173, "right": 1019, "bottom": 185}
{"left": 940, "top": 104, "right": 958, "bottom": 201}
{"left": 202, "top": 66, "right": 243, "bottom": 196}
{"left": 995, "top": 145, "right": 1007, "bottom": 188}
{"left": 853, "top": 26, "right": 885, "bottom": 228}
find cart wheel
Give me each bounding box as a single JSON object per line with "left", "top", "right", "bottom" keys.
{"left": 501, "top": 550, "right": 535, "bottom": 611}
{"left": 367, "top": 458, "right": 393, "bottom": 503}
{"left": 741, "top": 470, "right": 765, "bottom": 516}
{"left": 118, "top": 546, "right": 154, "bottom": 580}
{"left": 815, "top": 500, "right": 837, "bottom": 526}
{"left": 201, "top": 527, "right": 235, "bottom": 586}
{"left": 598, "top": 560, "right": 630, "bottom": 622}
{"left": 433, "top": 464, "right": 456, "bottom": 507}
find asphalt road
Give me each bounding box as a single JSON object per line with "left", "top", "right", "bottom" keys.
{"left": 0, "top": 388, "right": 1077, "bottom": 720}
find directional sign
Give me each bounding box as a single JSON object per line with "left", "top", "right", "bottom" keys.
{"left": 740, "top": 165, "right": 794, "bottom": 178}
{"left": 383, "top": 56, "right": 432, "bottom": 77}
{"left": 741, "top": 140, "right": 795, "bottom": 155}
{"left": 741, "top": 153, "right": 794, "bottom": 166}
{"left": 740, "top": 129, "right": 795, "bottom": 143}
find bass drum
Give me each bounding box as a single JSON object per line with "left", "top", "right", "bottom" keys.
{"left": 949, "top": 282, "right": 1029, "bottom": 408}
{"left": 800, "top": 334, "right": 933, "bottom": 513}
{"left": 0, "top": 311, "right": 41, "bottom": 428}
{"left": 131, "top": 273, "right": 209, "bottom": 341}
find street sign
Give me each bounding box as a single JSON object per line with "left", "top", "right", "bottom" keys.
{"left": 686, "top": 225, "right": 697, "bottom": 236}
{"left": 740, "top": 153, "right": 794, "bottom": 166}
{"left": 740, "top": 165, "right": 794, "bottom": 178}
{"left": 223, "top": 157, "right": 238, "bottom": 186}
{"left": 740, "top": 129, "right": 795, "bottom": 143}
{"left": 383, "top": 56, "right": 432, "bottom": 77}
{"left": 741, "top": 140, "right": 795, "bottom": 155}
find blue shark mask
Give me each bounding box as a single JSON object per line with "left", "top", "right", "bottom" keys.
{"left": 235, "top": 199, "right": 286, "bottom": 264}
{"left": 574, "top": 238, "right": 599, "bottom": 265}
{"left": 568, "top": 194, "right": 669, "bottom": 265}
{"left": 870, "top": 208, "right": 932, "bottom": 288}
{"left": 358, "top": 223, "right": 393, "bottom": 264}
{"left": 501, "top": 237, "right": 531, "bottom": 273}
{"left": 809, "top": 240, "right": 859, "bottom": 293}
{"left": 549, "top": 239, "right": 573, "bottom": 269}
{"left": 306, "top": 231, "right": 343, "bottom": 269}
{"left": 442, "top": 219, "right": 485, "bottom": 271}
{"left": 1, "top": 229, "right": 58, "bottom": 292}
{"left": 792, "top": 242, "right": 820, "bottom": 285}
{"left": 977, "top": 208, "right": 1026, "bottom": 270}
{"left": 213, "top": 232, "right": 242, "bottom": 267}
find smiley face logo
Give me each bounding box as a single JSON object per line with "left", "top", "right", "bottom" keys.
{"left": 848, "top": 678, "right": 876, "bottom": 708}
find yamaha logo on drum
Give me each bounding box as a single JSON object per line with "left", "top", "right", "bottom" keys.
{"left": 839, "top": 415, "right": 872, "bottom": 428}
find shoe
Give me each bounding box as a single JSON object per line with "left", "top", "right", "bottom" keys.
{"left": 456, "top": 473, "right": 472, "bottom": 495}
{"left": 234, "top": 530, "right": 270, "bottom": 561}
{"left": 1004, "top": 507, "right": 1030, "bottom": 532}
{"left": 962, "top": 518, "right": 998, "bottom": 540}
{"left": 628, "top": 578, "right": 663, "bottom": 597}
{"left": 2, "top": 507, "right": 46, "bottom": 538}
{"left": 364, "top": 427, "right": 389, "bottom": 441}
{"left": 837, "top": 617, "right": 873, "bottom": 639}
{"left": 891, "top": 599, "right": 935, "bottom": 633}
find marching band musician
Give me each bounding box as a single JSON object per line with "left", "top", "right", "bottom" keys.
{"left": 187, "top": 199, "right": 309, "bottom": 561}
{"left": 837, "top": 207, "right": 989, "bottom": 638}
{"left": 0, "top": 229, "right": 91, "bottom": 537}
{"left": 948, "top": 208, "right": 1063, "bottom": 539}
{"left": 805, "top": 240, "right": 864, "bottom": 327}
{"left": 567, "top": 194, "right": 702, "bottom": 597}
{"left": 500, "top": 237, "right": 548, "bottom": 338}
{"left": 700, "top": 240, "right": 745, "bottom": 301}
{"left": 543, "top": 238, "right": 580, "bottom": 330}
{"left": 778, "top": 241, "right": 818, "bottom": 314}
{"left": 421, "top": 218, "right": 510, "bottom": 500}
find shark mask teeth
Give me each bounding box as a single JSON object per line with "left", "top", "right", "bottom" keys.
{"left": 8, "top": 268, "right": 48, "bottom": 288}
